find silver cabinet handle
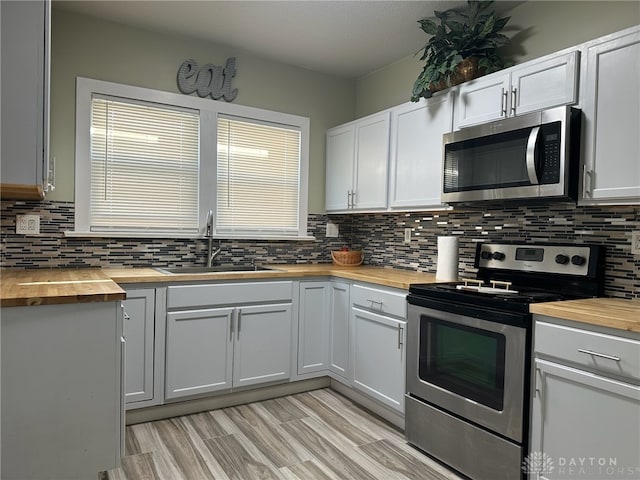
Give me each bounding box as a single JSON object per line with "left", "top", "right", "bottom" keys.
{"left": 525, "top": 126, "right": 541, "bottom": 185}
{"left": 123, "top": 311, "right": 130, "bottom": 321}
{"left": 583, "top": 166, "right": 593, "bottom": 197}
{"left": 511, "top": 87, "right": 517, "bottom": 115}
{"left": 501, "top": 88, "right": 508, "bottom": 116}
{"left": 367, "top": 299, "right": 383, "bottom": 309}
{"left": 230, "top": 310, "right": 234, "bottom": 342}
{"left": 347, "top": 191, "right": 352, "bottom": 208}
{"left": 578, "top": 349, "right": 621, "bottom": 362}
{"left": 397, "top": 324, "right": 404, "bottom": 349}
{"left": 351, "top": 190, "right": 356, "bottom": 208}
{"left": 237, "top": 309, "right": 242, "bottom": 341}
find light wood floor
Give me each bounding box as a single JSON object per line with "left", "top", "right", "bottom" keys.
{"left": 103, "top": 388, "right": 464, "bottom": 480}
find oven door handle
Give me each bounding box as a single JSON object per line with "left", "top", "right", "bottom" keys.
{"left": 526, "top": 126, "right": 540, "bottom": 185}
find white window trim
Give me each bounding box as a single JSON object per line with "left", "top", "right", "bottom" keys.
{"left": 73, "top": 77, "right": 311, "bottom": 240}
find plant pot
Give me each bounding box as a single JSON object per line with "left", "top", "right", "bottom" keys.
{"left": 429, "top": 57, "right": 487, "bottom": 94}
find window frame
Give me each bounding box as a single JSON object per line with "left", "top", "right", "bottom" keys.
{"left": 74, "top": 77, "right": 310, "bottom": 239}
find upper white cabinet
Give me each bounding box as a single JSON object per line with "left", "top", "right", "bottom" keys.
{"left": 325, "top": 112, "right": 390, "bottom": 212}
{"left": 0, "top": 0, "right": 51, "bottom": 200}
{"left": 388, "top": 93, "right": 453, "bottom": 210}
{"left": 580, "top": 26, "right": 640, "bottom": 204}
{"left": 454, "top": 50, "right": 579, "bottom": 129}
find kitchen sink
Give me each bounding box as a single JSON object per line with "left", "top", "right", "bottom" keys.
{"left": 155, "top": 265, "right": 278, "bottom": 275}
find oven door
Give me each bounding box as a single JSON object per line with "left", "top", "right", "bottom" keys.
{"left": 407, "top": 299, "right": 528, "bottom": 442}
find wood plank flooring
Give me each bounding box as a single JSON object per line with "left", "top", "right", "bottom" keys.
{"left": 103, "top": 388, "right": 464, "bottom": 480}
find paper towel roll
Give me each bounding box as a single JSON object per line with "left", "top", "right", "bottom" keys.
{"left": 436, "top": 236, "right": 459, "bottom": 282}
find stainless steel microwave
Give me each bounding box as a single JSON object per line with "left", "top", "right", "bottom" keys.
{"left": 442, "top": 106, "right": 581, "bottom": 203}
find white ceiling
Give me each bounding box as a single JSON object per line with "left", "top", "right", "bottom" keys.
{"left": 53, "top": 0, "right": 518, "bottom": 79}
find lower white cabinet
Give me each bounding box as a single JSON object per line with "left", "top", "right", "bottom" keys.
{"left": 350, "top": 284, "right": 407, "bottom": 414}
{"left": 530, "top": 317, "right": 640, "bottom": 480}
{"left": 165, "top": 281, "right": 293, "bottom": 400}
{"left": 298, "top": 281, "right": 330, "bottom": 375}
{"left": 329, "top": 281, "right": 350, "bottom": 380}
{"left": 123, "top": 288, "right": 156, "bottom": 404}
{"left": 1, "top": 301, "right": 124, "bottom": 480}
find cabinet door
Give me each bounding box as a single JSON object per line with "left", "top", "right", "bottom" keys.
{"left": 353, "top": 112, "right": 390, "bottom": 210}
{"left": 530, "top": 359, "right": 640, "bottom": 480}
{"left": 389, "top": 94, "right": 453, "bottom": 209}
{"left": 165, "top": 307, "right": 233, "bottom": 399}
{"left": 122, "top": 288, "right": 155, "bottom": 404}
{"left": 0, "top": 0, "right": 48, "bottom": 199}
{"left": 329, "top": 281, "right": 350, "bottom": 379}
{"left": 325, "top": 123, "right": 355, "bottom": 211}
{"left": 511, "top": 51, "right": 579, "bottom": 116}
{"left": 350, "top": 307, "right": 406, "bottom": 413}
{"left": 454, "top": 73, "right": 510, "bottom": 129}
{"left": 581, "top": 29, "right": 640, "bottom": 203}
{"left": 298, "top": 282, "right": 329, "bottom": 375}
{"left": 233, "top": 303, "right": 292, "bottom": 388}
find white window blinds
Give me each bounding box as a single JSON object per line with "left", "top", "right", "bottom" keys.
{"left": 89, "top": 96, "right": 200, "bottom": 233}
{"left": 216, "top": 116, "right": 301, "bottom": 235}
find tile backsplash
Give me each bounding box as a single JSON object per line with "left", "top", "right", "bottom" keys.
{"left": 1, "top": 200, "right": 638, "bottom": 299}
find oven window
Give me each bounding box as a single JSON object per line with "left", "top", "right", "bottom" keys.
{"left": 419, "top": 317, "right": 506, "bottom": 411}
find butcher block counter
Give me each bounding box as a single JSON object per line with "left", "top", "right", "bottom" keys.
{"left": 1, "top": 264, "right": 437, "bottom": 307}
{"left": 530, "top": 298, "right": 640, "bottom": 334}
{"left": 1, "top": 268, "right": 126, "bottom": 307}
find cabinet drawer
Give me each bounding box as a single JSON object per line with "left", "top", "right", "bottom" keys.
{"left": 535, "top": 320, "right": 640, "bottom": 381}
{"left": 351, "top": 284, "right": 406, "bottom": 318}
{"left": 167, "top": 281, "right": 293, "bottom": 309}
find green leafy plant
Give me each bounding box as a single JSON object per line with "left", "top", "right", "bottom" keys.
{"left": 411, "top": 0, "right": 511, "bottom": 101}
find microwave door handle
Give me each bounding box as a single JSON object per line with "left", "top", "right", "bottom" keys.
{"left": 526, "top": 126, "right": 541, "bottom": 185}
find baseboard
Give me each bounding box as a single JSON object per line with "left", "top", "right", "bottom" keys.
{"left": 126, "top": 377, "right": 330, "bottom": 425}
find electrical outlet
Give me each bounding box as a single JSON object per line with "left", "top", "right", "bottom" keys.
{"left": 16, "top": 215, "right": 40, "bottom": 235}
{"left": 404, "top": 228, "right": 412, "bottom": 243}
{"left": 326, "top": 221, "right": 339, "bottom": 238}
{"left": 632, "top": 231, "right": 640, "bottom": 255}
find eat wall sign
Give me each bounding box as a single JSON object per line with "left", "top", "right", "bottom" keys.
{"left": 177, "top": 57, "right": 238, "bottom": 102}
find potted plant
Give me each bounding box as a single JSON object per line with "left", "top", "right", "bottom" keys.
{"left": 411, "top": 0, "right": 512, "bottom": 101}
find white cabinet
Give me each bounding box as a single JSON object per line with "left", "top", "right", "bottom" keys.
{"left": 165, "top": 281, "right": 293, "bottom": 400}
{"left": 530, "top": 317, "right": 640, "bottom": 480}
{"left": 123, "top": 288, "right": 155, "bottom": 405}
{"left": 329, "top": 281, "right": 350, "bottom": 380}
{"left": 165, "top": 307, "right": 234, "bottom": 399}
{"left": 298, "top": 282, "right": 330, "bottom": 375}
{"left": 580, "top": 26, "right": 640, "bottom": 204}
{"left": 325, "top": 112, "right": 390, "bottom": 212}
{"left": 454, "top": 51, "right": 579, "bottom": 129}
{"left": 1, "top": 302, "right": 124, "bottom": 480}
{"left": 350, "top": 284, "right": 407, "bottom": 413}
{"left": 388, "top": 93, "right": 453, "bottom": 210}
{"left": 0, "top": 0, "right": 51, "bottom": 199}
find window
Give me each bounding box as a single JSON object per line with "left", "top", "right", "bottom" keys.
{"left": 74, "top": 78, "right": 310, "bottom": 239}
{"left": 89, "top": 96, "right": 200, "bottom": 234}
{"left": 216, "top": 116, "right": 301, "bottom": 235}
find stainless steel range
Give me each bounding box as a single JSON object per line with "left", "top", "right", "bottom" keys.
{"left": 405, "top": 242, "right": 604, "bottom": 480}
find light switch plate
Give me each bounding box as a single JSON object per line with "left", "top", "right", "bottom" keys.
{"left": 16, "top": 215, "right": 40, "bottom": 235}
{"left": 632, "top": 231, "right": 640, "bottom": 255}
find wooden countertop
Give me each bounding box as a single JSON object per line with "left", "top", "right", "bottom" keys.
{"left": 0, "top": 264, "right": 438, "bottom": 308}
{"left": 1, "top": 268, "right": 126, "bottom": 307}
{"left": 531, "top": 298, "right": 640, "bottom": 333}
{"left": 103, "top": 264, "right": 439, "bottom": 290}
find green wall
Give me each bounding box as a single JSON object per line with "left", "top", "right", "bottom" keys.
{"left": 355, "top": 1, "right": 640, "bottom": 117}
{"left": 49, "top": 8, "right": 356, "bottom": 213}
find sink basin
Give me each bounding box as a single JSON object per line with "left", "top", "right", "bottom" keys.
{"left": 155, "top": 265, "right": 277, "bottom": 275}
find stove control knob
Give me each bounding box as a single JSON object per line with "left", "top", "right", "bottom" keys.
{"left": 491, "top": 252, "right": 505, "bottom": 261}
{"left": 481, "top": 251, "right": 492, "bottom": 260}
{"left": 555, "top": 254, "right": 569, "bottom": 265}
{"left": 571, "top": 255, "right": 586, "bottom": 266}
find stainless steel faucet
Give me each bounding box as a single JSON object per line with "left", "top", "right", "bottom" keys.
{"left": 205, "top": 210, "right": 221, "bottom": 267}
